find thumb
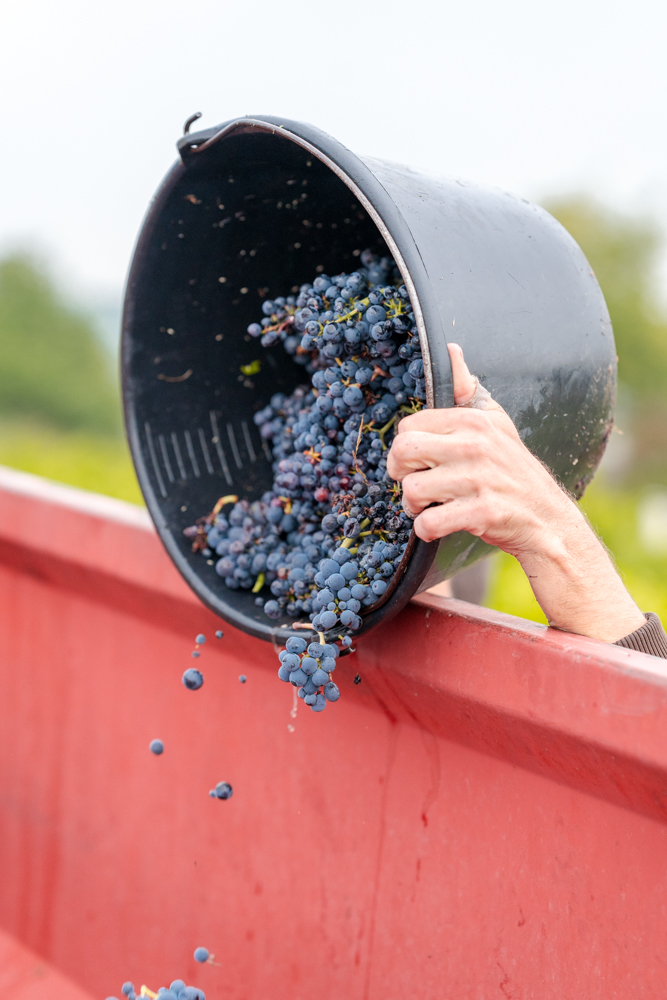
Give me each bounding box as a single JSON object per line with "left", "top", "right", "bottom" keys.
{"left": 447, "top": 342, "right": 477, "bottom": 404}
{"left": 447, "top": 342, "right": 504, "bottom": 412}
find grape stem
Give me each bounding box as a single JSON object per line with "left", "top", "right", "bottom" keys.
{"left": 212, "top": 494, "right": 238, "bottom": 515}
{"left": 378, "top": 414, "right": 399, "bottom": 449}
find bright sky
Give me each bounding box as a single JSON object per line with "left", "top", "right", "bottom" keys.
{"left": 2, "top": 0, "right": 666, "bottom": 302}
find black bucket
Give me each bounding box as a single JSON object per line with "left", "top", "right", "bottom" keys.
{"left": 122, "top": 115, "right": 615, "bottom": 643}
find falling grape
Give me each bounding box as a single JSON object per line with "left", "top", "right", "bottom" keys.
{"left": 182, "top": 668, "right": 203, "bottom": 690}
{"left": 209, "top": 782, "right": 233, "bottom": 800}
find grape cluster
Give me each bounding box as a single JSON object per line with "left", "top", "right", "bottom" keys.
{"left": 186, "top": 250, "right": 425, "bottom": 709}
{"left": 106, "top": 980, "right": 205, "bottom": 1000}
{"left": 277, "top": 635, "right": 340, "bottom": 710}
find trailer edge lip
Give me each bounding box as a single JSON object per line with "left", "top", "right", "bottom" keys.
{"left": 2, "top": 467, "right": 665, "bottom": 823}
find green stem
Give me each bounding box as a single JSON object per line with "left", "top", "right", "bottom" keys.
{"left": 378, "top": 414, "right": 398, "bottom": 449}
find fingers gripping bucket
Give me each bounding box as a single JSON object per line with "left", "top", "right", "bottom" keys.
{"left": 122, "top": 115, "right": 616, "bottom": 643}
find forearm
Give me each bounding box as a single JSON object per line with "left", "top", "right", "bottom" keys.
{"left": 513, "top": 496, "right": 645, "bottom": 643}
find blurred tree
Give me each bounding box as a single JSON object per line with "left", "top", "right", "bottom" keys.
{"left": 544, "top": 196, "right": 667, "bottom": 397}
{"left": 0, "top": 253, "right": 120, "bottom": 433}
{"left": 545, "top": 197, "right": 667, "bottom": 485}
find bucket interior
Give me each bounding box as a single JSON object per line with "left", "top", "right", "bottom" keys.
{"left": 123, "top": 129, "right": 415, "bottom": 634}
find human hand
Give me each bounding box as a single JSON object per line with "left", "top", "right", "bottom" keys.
{"left": 386, "top": 344, "right": 645, "bottom": 642}
{"left": 387, "top": 343, "right": 574, "bottom": 555}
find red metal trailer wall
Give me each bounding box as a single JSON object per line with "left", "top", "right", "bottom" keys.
{"left": 1, "top": 465, "right": 667, "bottom": 999}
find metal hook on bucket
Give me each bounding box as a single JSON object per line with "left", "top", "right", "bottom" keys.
{"left": 183, "top": 111, "right": 202, "bottom": 135}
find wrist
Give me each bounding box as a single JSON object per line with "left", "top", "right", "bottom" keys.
{"left": 513, "top": 498, "right": 645, "bottom": 642}
{"left": 508, "top": 477, "right": 584, "bottom": 568}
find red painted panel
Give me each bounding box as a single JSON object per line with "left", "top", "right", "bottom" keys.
{"left": 0, "top": 466, "right": 666, "bottom": 999}
{"left": 0, "top": 926, "right": 94, "bottom": 999}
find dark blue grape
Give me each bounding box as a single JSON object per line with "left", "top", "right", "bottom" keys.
{"left": 215, "top": 630, "right": 224, "bottom": 639}
{"left": 122, "top": 984, "right": 134, "bottom": 996}
{"left": 281, "top": 652, "right": 301, "bottom": 671}
{"left": 195, "top": 633, "right": 206, "bottom": 644}
{"left": 324, "top": 682, "right": 340, "bottom": 702}
{"left": 194, "top": 947, "right": 210, "bottom": 962}
{"left": 355, "top": 366, "right": 373, "bottom": 384}
{"left": 210, "top": 783, "right": 232, "bottom": 800}
{"left": 366, "top": 305, "right": 387, "bottom": 325}
{"left": 182, "top": 668, "right": 203, "bottom": 690}
{"left": 239, "top": 675, "right": 247, "bottom": 683}
{"left": 149, "top": 739, "right": 164, "bottom": 755}
{"left": 300, "top": 656, "right": 318, "bottom": 675}
{"left": 343, "top": 385, "right": 364, "bottom": 406}
{"left": 321, "top": 514, "right": 337, "bottom": 533}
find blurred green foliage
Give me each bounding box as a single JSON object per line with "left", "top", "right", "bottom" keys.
{"left": 545, "top": 196, "right": 667, "bottom": 397}
{"left": 0, "top": 254, "right": 120, "bottom": 433}
{"left": 544, "top": 197, "right": 667, "bottom": 399}
{"left": 544, "top": 197, "right": 667, "bottom": 489}
{"left": 0, "top": 251, "right": 141, "bottom": 502}
{"left": 0, "top": 420, "right": 143, "bottom": 504}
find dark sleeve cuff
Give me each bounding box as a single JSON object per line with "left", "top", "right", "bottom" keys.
{"left": 615, "top": 612, "right": 667, "bottom": 659}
